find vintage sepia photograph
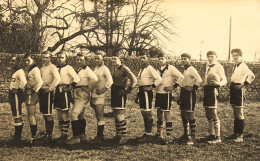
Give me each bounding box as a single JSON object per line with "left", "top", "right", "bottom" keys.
{"left": 0, "top": 0, "right": 259, "bottom": 160}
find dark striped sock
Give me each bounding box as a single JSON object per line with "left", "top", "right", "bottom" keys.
{"left": 62, "top": 121, "right": 70, "bottom": 136}
{"left": 120, "top": 120, "right": 127, "bottom": 136}
{"left": 59, "top": 121, "right": 63, "bottom": 134}
{"left": 115, "top": 120, "right": 121, "bottom": 136}
{"left": 166, "top": 122, "right": 173, "bottom": 136}
{"left": 189, "top": 120, "right": 196, "bottom": 137}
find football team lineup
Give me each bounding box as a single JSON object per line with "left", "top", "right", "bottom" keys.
{"left": 7, "top": 48, "right": 255, "bottom": 146}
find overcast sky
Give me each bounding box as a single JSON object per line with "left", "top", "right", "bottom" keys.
{"left": 161, "top": 0, "right": 260, "bottom": 61}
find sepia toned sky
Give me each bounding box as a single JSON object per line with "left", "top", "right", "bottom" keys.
{"left": 161, "top": 0, "right": 260, "bottom": 61}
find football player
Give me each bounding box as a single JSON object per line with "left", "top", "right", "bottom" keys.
{"left": 54, "top": 51, "right": 80, "bottom": 142}
{"left": 39, "top": 51, "right": 61, "bottom": 143}
{"left": 179, "top": 53, "right": 202, "bottom": 145}
{"left": 155, "top": 52, "right": 184, "bottom": 144}
{"left": 91, "top": 52, "right": 113, "bottom": 144}
{"left": 230, "top": 48, "right": 255, "bottom": 142}
{"left": 9, "top": 55, "right": 27, "bottom": 142}
{"left": 203, "top": 51, "right": 227, "bottom": 144}
{"left": 67, "top": 53, "right": 98, "bottom": 144}
{"left": 136, "top": 52, "right": 162, "bottom": 140}
{"left": 111, "top": 54, "right": 137, "bottom": 144}
{"left": 23, "top": 54, "right": 43, "bottom": 143}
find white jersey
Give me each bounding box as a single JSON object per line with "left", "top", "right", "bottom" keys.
{"left": 40, "top": 63, "right": 61, "bottom": 91}
{"left": 57, "top": 64, "right": 80, "bottom": 85}
{"left": 156, "top": 64, "right": 184, "bottom": 93}
{"left": 10, "top": 68, "right": 27, "bottom": 90}
{"left": 231, "top": 62, "right": 255, "bottom": 84}
{"left": 76, "top": 66, "right": 98, "bottom": 86}
{"left": 25, "top": 64, "right": 43, "bottom": 92}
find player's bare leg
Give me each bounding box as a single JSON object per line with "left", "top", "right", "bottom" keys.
{"left": 207, "top": 108, "right": 221, "bottom": 144}
{"left": 27, "top": 105, "right": 37, "bottom": 143}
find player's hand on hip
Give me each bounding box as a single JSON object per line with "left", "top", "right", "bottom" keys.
{"left": 96, "top": 87, "right": 107, "bottom": 95}
{"left": 11, "top": 88, "right": 18, "bottom": 94}
{"left": 63, "top": 85, "right": 72, "bottom": 92}
{"left": 164, "top": 86, "right": 174, "bottom": 92}
{"left": 234, "top": 84, "right": 244, "bottom": 90}
{"left": 118, "top": 89, "right": 130, "bottom": 96}
{"left": 184, "top": 86, "right": 193, "bottom": 92}
{"left": 209, "top": 80, "right": 220, "bottom": 86}
{"left": 143, "top": 85, "right": 153, "bottom": 91}
{"left": 81, "top": 86, "right": 91, "bottom": 92}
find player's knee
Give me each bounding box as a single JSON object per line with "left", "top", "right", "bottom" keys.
{"left": 78, "top": 113, "right": 84, "bottom": 120}
{"left": 142, "top": 110, "right": 152, "bottom": 119}
{"left": 212, "top": 114, "right": 219, "bottom": 121}
{"left": 44, "top": 115, "right": 53, "bottom": 121}
{"left": 97, "top": 120, "right": 105, "bottom": 125}
{"left": 164, "top": 111, "right": 171, "bottom": 122}
{"left": 116, "top": 114, "right": 125, "bottom": 121}
{"left": 70, "top": 112, "right": 79, "bottom": 120}
{"left": 28, "top": 117, "right": 36, "bottom": 125}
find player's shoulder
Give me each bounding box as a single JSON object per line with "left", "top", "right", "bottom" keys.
{"left": 168, "top": 64, "right": 177, "bottom": 70}
{"left": 121, "top": 64, "right": 131, "bottom": 71}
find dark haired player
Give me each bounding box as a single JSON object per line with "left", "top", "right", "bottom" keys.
{"left": 179, "top": 53, "right": 202, "bottom": 145}
{"left": 230, "top": 48, "right": 255, "bottom": 142}
{"left": 9, "top": 55, "right": 27, "bottom": 142}
{"left": 67, "top": 53, "right": 98, "bottom": 144}
{"left": 110, "top": 54, "right": 137, "bottom": 144}
{"left": 39, "top": 51, "right": 61, "bottom": 143}
{"left": 155, "top": 52, "right": 184, "bottom": 144}
{"left": 23, "top": 54, "right": 43, "bottom": 143}
{"left": 91, "top": 53, "right": 113, "bottom": 144}
{"left": 54, "top": 51, "right": 80, "bottom": 142}
{"left": 137, "top": 52, "right": 162, "bottom": 140}
{"left": 203, "top": 51, "right": 227, "bottom": 144}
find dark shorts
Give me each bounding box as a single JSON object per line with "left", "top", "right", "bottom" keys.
{"left": 111, "top": 85, "right": 127, "bottom": 109}
{"left": 139, "top": 86, "right": 153, "bottom": 111}
{"left": 24, "top": 92, "right": 38, "bottom": 105}
{"left": 8, "top": 89, "right": 24, "bottom": 118}
{"left": 39, "top": 89, "right": 54, "bottom": 115}
{"left": 203, "top": 85, "right": 219, "bottom": 108}
{"left": 54, "top": 87, "right": 72, "bottom": 111}
{"left": 230, "top": 83, "right": 245, "bottom": 107}
{"left": 179, "top": 88, "right": 196, "bottom": 112}
{"left": 155, "top": 93, "right": 172, "bottom": 111}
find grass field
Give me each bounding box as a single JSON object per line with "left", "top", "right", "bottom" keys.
{"left": 0, "top": 99, "right": 259, "bottom": 161}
